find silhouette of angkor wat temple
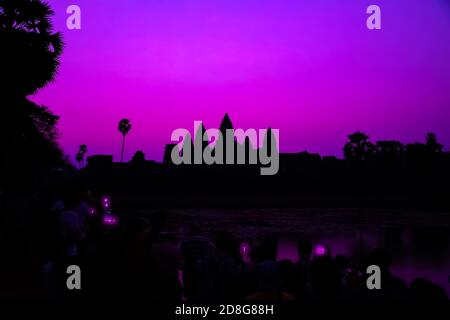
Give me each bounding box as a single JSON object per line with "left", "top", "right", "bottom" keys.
{"left": 81, "top": 114, "right": 450, "bottom": 209}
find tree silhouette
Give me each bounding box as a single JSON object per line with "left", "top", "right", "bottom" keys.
{"left": 131, "top": 150, "right": 145, "bottom": 163}
{"left": 118, "top": 119, "right": 132, "bottom": 162}
{"left": 406, "top": 143, "right": 427, "bottom": 159}
{"left": 425, "top": 133, "right": 443, "bottom": 154}
{"left": 130, "top": 150, "right": 146, "bottom": 169}
{"left": 0, "top": 1, "right": 67, "bottom": 191}
{"left": 79, "top": 144, "right": 88, "bottom": 154}
{"left": 75, "top": 151, "right": 83, "bottom": 168}
{"left": 0, "top": 0, "right": 63, "bottom": 98}
{"left": 375, "top": 140, "right": 404, "bottom": 160}
{"left": 75, "top": 144, "right": 87, "bottom": 168}
{"left": 405, "top": 133, "right": 444, "bottom": 160}
{"left": 343, "top": 132, "right": 375, "bottom": 161}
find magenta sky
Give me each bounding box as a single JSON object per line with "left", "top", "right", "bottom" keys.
{"left": 32, "top": 0, "right": 450, "bottom": 162}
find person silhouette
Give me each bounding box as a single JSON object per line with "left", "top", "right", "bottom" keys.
{"left": 296, "top": 238, "right": 313, "bottom": 300}
{"left": 409, "top": 277, "right": 448, "bottom": 301}
{"left": 362, "top": 249, "right": 408, "bottom": 300}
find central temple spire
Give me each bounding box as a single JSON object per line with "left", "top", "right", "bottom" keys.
{"left": 219, "top": 113, "right": 234, "bottom": 134}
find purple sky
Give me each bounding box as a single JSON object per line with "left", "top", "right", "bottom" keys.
{"left": 32, "top": 0, "right": 450, "bottom": 162}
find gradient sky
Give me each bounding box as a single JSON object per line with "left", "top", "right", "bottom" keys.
{"left": 32, "top": 0, "right": 450, "bottom": 162}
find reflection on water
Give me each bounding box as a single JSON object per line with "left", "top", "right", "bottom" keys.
{"left": 168, "top": 208, "right": 450, "bottom": 296}
{"left": 277, "top": 228, "right": 450, "bottom": 297}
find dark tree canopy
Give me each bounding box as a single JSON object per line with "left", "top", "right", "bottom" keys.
{"left": 118, "top": 119, "right": 132, "bottom": 136}
{"left": 0, "top": 0, "right": 63, "bottom": 98}
{"left": 425, "top": 132, "right": 443, "bottom": 154}
{"left": 0, "top": 1, "right": 68, "bottom": 189}
{"left": 1, "top": 99, "right": 68, "bottom": 189}
{"left": 376, "top": 140, "right": 404, "bottom": 159}
{"left": 131, "top": 150, "right": 146, "bottom": 163}
{"left": 343, "top": 132, "right": 376, "bottom": 161}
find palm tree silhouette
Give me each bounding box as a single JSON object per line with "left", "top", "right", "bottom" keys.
{"left": 0, "top": 1, "right": 68, "bottom": 187}
{"left": 75, "top": 151, "right": 83, "bottom": 169}
{"left": 80, "top": 144, "right": 88, "bottom": 155}
{"left": 0, "top": 0, "right": 64, "bottom": 97}
{"left": 75, "top": 144, "right": 87, "bottom": 168}
{"left": 118, "top": 119, "right": 132, "bottom": 162}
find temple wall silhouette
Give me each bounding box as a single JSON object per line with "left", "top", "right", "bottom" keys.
{"left": 80, "top": 147, "right": 450, "bottom": 210}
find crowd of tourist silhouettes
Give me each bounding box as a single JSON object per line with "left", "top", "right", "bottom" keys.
{"left": 38, "top": 184, "right": 448, "bottom": 301}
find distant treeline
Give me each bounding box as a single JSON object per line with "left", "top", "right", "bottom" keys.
{"left": 79, "top": 130, "right": 450, "bottom": 210}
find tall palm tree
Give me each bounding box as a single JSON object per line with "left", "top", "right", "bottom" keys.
{"left": 0, "top": 1, "right": 68, "bottom": 189}
{"left": 118, "top": 119, "right": 132, "bottom": 162}
{"left": 75, "top": 151, "right": 83, "bottom": 169}
{"left": 0, "top": 1, "right": 67, "bottom": 271}
{"left": 76, "top": 144, "right": 87, "bottom": 168}
{"left": 79, "top": 144, "right": 88, "bottom": 155}
{"left": 0, "top": 0, "right": 64, "bottom": 98}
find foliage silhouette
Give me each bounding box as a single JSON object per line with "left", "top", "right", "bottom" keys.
{"left": 0, "top": 0, "right": 63, "bottom": 98}
{"left": 375, "top": 140, "right": 404, "bottom": 160}
{"left": 118, "top": 119, "right": 132, "bottom": 162}
{"left": 76, "top": 144, "right": 88, "bottom": 168}
{"left": 0, "top": 0, "right": 67, "bottom": 192}
{"left": 343, "top": 132, "right": 376, "bottom": 161}
{"left": 131, "top": 150, "right": 146, "bottom": 164}
{"left": 425, "top": 132, "right": 443, "bottom": 154}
